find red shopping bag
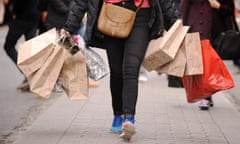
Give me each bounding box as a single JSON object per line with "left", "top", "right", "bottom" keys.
{"left": 182, "top": 40, "right": 234, "bottom": 103}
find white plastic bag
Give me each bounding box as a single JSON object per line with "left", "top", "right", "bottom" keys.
{"left": 74, "top": 35, "right": 109, "bottom": 81}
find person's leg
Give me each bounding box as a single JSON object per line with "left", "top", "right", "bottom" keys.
{"left": 4, "top": 20, "right": 34, "bottom": 91}
{"left": 233, "top": 59, "right": 240, "bottom": 68}
{"left": 20, "top": 22, "right": 38, "bottom": 91}
{"left": 122, "top": 9, "right": 150, "bottom": 118}
{"left": 24, "top": 24, "right": 37, "bottom": 40}
{"left": 120, "top": 8, "right": 150, "bottom": 140}
{"left": 105, "top": 36, "right": 124, "bottom": 116}
{"left": 4, "top": 19, "right": 24, "bottom": 65}
{"left": 104, "top": 36, "right": 124, "bottom": 133}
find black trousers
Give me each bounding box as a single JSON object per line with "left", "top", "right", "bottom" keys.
{"left": 104, "top": 8, "right": 151, "bottom": 116}
{"left": 4, "top": 19, "right": 37, "bottom": 65}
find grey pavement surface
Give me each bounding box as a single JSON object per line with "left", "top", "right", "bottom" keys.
{"left": 0, "top": 25, "right": 61, "bottom": 144}
{"left": 13, "top": 69, "right": 240, "bottom": 144}
{"left": 0, "top": 25, "right": 240, "bottom": 144}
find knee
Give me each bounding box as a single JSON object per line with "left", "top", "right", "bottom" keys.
{"left": 4, "top": 42, "right": 9, "bottom": 52}
{"left": 4, "top": 41, "right": 15, "bottom": 54}
{"left": 124, "top": 64, "right": 139, "bottom": 77}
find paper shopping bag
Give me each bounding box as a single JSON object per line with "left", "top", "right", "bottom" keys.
{"left": 156, "top": 43, "right": 186, "bottom": 77}
{"left": 143, "top": 19, "right": 189, "bottom": 71}
{"left": 28, "top": 44, "right": 65, "bottom": 98}
{"left": 182, "top": 40, "right": 234, "bottom": 103}
{"left": 60, "top": 50, "right": 88, "bottom": 100}
{"left": 183, "top": 32, "right": 203, "bottom": 75}
{"left": 17, "top": 28, "right": 57, "bottom": 77}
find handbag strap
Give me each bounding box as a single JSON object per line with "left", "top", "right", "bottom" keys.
{"left": 136, "top": 0, "right": 144, "bottom": 12}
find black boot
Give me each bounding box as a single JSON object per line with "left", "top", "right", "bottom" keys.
{"left": 168, "top": 75, "right": 183, "bottom": 88}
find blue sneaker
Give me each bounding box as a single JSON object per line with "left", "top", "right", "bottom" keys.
{"left": 120, "top": 117, "right": 135, "bottom": 141}
{"left": 110, "top": 115, "right": 123, "bottom": 133}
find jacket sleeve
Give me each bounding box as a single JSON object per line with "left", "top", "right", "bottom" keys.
{"left": 160, "top": 0, "right": 181, "bottom": 30}
{"left": 63, "top": 0, "right": 88, "bottom": 34}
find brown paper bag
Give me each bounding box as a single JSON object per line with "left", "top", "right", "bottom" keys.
{"left": 156, "top": 43, "right": 186, "bottom": 77}
{"left": 28, "top": 44, "right": 65, "bottom": 98}
{"left": 60, "top": 50, "right": 88, "bottom": 100}
{"left": 143, "top": 19, "right": 189, "bottom": 71}
{"left": 183, "top": 32, "right": 203, "bottom": 75}
{"left": 17, "top": 28, "right": 57, "bottom": 77}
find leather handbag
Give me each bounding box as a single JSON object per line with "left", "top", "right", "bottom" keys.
{"left": 97, "top": 0, "right": 143, "bottom": 38}
{"left": 212, "top": 30, "right": 240, "bottom": 59}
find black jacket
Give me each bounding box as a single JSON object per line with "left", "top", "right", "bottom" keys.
{"left": 46, "top": 0, "right": 73, "bottom": 28}
{"left": 64, "top": 0, "right": 179, "bottom": 48}
{"left": 212, "top": 0, "right": 239, "bottom": 40}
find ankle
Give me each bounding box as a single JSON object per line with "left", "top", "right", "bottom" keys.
{"left": 123, "top": 114, "right": 135, "bottom": 124}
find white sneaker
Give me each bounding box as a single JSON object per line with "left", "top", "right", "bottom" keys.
{"left": 120, "top": 121, "right": 135, "bottom": 141}
{"left": 199, "top": 99, "right": 210, "bottom": 110}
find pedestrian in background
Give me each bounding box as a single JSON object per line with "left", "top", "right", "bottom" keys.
{"left": 180, "top": 0, "right": 237, "bottom": 110}
{"left": 210, "top": 0, "right": 240, "bottom": 69}
{"left": 43, "top": 0, "right": 74, "bottom": 92}
{"left": 38, "top": 0, "right": 48, "bottom": 34}
{"left": 3, "top": 0, "right": 41, "bottom": 91}
{"left": 61, "top": 0, "right": 179, "bottom": 141}
{"left": 166, "top": 0, "right": 184, "bottom": 88}
{"left": 3, "top": 0, "right": 13, "bottom": 25}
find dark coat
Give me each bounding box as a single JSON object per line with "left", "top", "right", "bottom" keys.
{"left": 180, "top": 0, "right": 213, "bottom": 40}
{"left": 46, "top": 0, "right": 73, "bottom": 29}
{"left": 180, "top": 0, "right": 238, "bottom": 40}
{"left": 211, "top": 0, "right": 238, "bottom": 40}
{"left": 13, "top": 0, "right": 41, "bottom": 23}
{"left": 63, "top": 0, "right": 180, "bottom": 48}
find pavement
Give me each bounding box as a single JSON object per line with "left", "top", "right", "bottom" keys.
{"left": 0, "top": 24, "right": 240, "bottom": 144}
{"left": 8, "top": 46, "right": 240, "bottom": 144}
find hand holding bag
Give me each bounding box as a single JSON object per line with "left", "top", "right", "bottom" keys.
{"left": 56, "top": 36, "right": 88, "bottom": 100}
{"left": 60, "top": 49, "right": 88, "bottom": 100}
{"left": 97, "top": 0, "right": 143, "bottom": 38}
